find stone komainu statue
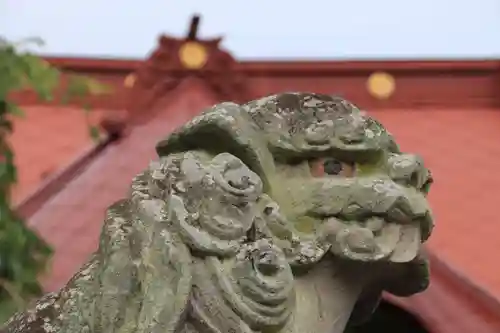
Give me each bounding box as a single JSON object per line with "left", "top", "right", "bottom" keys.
{"left": 3, "top": 93, "right": 434, "bottom": 333}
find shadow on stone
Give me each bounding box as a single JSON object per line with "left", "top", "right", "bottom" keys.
{"left": 345, "top": 300, "right": 429, "bottom": 333}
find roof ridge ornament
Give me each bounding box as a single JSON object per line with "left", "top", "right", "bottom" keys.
{"left": 186, "top": 14, "right": 201, "bottom": 41}
{"left": 179, "top": 15, "right": 208, "bottom": 70}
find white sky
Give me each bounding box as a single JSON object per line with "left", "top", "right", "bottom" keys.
{"left": 2, "top": 0, "right": 500, "bottom": 60}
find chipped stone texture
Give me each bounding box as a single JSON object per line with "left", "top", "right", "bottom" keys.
{"left": 3, "top": 93, "right": 434, "bottom": 333}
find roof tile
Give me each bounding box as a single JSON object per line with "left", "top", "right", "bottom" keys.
{"left": 9, "top": 106, "right": 102, "bottom": 203}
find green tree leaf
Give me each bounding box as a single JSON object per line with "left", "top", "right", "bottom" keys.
{"left": 0, "top": 35, "right": 110, "bottom": 320}
{"left": 89, "top": 126, "right": 101, "bottom": 141}
{"left": 6, "top": 103, "right": 25, "bottom": 118}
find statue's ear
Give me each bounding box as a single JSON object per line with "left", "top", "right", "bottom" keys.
{"left": 155, "top": 102, "right": 276, "bottom": 190}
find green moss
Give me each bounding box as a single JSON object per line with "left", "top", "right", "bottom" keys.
{"left": 356, "top": 163, "right": 380, "bottom": 175}
{"left": 293, "top": 216, "right": 318, "bottom": 234}
{"left": 355, "top": 153, "right": 386, "bottom": 176}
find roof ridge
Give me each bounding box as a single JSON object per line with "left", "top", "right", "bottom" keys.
{"left": 385, "top": 251, "right": 500, "bottom": 332}
{"left": 429, "top": 251, "right": 500, "bottom": 314}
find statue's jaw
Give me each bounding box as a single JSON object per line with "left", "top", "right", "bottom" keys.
{"left": 284, "top": 256, "right": 368, "bottom": 333}
{"left": 323, "top": 216, "right": 423, "bottom": 263}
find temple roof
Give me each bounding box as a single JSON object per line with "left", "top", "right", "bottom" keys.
{"left": 10, "top": 18, "right": 500, "bottom": 332}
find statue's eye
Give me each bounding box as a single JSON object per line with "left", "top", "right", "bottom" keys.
{"left": 309, "top": 158, "right": 356, "bottom": 177}
{"left": 323, "top": 159, "right": 343, "bottom": 175}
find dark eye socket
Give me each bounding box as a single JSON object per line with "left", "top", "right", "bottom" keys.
{"left": 323, "top": 158, "right": 343, "bottom": 175}
{"left": 309, "top": 157, "right": 356, "bottom": 177}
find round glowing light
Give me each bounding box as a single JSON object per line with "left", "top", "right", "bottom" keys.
{"left": 124, "top": 74, "right": 136, "bottom": 88}
{"left": 179, "top": 41, "right": 208, "bottom": 69}
{"left": 367, "top": 72, "right": 396, "bottom": 100}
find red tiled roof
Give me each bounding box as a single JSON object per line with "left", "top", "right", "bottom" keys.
{"left": 9, "top": 106, "right": 103, "bottom": 204}
{"left": 28, "top": 78, "right": 218, "bottom": 291}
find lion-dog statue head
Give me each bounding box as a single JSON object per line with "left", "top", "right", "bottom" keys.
{"left": 4, "top": 93, "right": 433, "bottom": 333}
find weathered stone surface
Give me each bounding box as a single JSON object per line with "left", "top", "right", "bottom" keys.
{"left": 3, "top": 92, "right": 434, "bottom": 333}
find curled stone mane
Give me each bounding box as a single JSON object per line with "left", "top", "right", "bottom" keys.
{"left": 3, "top": 92, "right": 434, "bottom": 333}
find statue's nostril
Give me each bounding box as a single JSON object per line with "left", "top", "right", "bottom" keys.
{"left": 386, "top": 196, "right": 414, "bottom": 223}
{"left": 387, "top": 206, "right": 408, "bottom": 224}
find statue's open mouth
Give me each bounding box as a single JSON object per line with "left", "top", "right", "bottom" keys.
{"left": 321, "top": 212, "right": 431, "bottom": 263}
